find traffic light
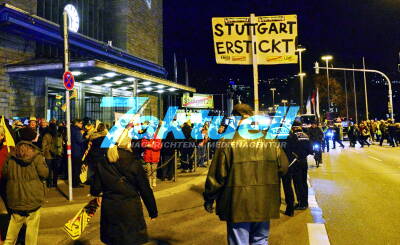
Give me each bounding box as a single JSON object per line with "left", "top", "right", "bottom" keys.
{"left": 314, "top": 61, "right": 320, "bottom": 74}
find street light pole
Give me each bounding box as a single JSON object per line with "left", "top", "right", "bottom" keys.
{"left": 352, "top": 65, "right": 358, "bottom": 123}
{"left": 270, "top": 88, "right": 276, "bottom": 107}
{"left": 63, "top": 10, "right": 73, "bottom": 201}
{"left": 296, "top": 46, "right": 306, "bottom": 114}
{"left": 344, "top": 71, "right": 349, "bottom": 120}
{"left": 362, "top": 57, "right": 369, "bottom": 120}
{"left": 322, "top": 56, "right": 333, "bottom": 113}
{"left": 314, "top": 63, "right": 393, "bottom": 121}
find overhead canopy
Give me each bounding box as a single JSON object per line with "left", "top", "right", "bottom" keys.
{"left": 0, "top": 4, "right": 168, "bottom": 79}
{"left": 7, "top": 60, "right": 196, "bottom": 94}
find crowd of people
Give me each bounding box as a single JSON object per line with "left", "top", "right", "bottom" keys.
{"left": 0, "top": 115, "right": 214, "bottom": 244}
{"left": 0, "top": 111, "right": 399, "bottom": 244}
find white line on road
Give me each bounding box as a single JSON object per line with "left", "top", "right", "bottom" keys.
{"left": 307, "top": 175, "right": 331, "bottom": 245}
{"left": 307, "top": 224, "right": 331, "bottom": 245}
{"left": 367, "top": 156, "right": 383, "bottom": 162}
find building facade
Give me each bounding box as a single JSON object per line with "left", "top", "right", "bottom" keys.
{"left": 0, "top": 0, "right": 193, "bottom": 122}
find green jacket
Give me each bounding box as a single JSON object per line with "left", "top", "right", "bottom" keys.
{"left": 204, "top": 136, "right": 289, "bottom": 223}
{"left": 2, "top": 141, "right": 49, "bottom": 211}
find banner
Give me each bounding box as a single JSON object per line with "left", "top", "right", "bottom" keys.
{"left": 182, "top": 93, "right": 214, "bottom": 109}
{"left": 212, "top": 15, "right": 298, "bottom": 65}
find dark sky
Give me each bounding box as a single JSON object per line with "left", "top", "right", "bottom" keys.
{"left": 163, "top": 0, "right": 400, "bottom": 91}
{"left": 162, "top": 0, "right": 400, "bottom": 119}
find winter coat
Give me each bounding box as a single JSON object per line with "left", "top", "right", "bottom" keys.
{"left": 91, "top": 149, "right": 158, "bottom": 245}
{"left": 41, "top": 132, "right": 54, "bottom": 160}
{"left": 2, "top": 141, "right": 48, "bottom": 211}
{"left": 204, "top": 135, "right": 289, "bottom": 223}
{"left": 308, "top": 127, "right": 324, "bottom": 142}
{"left": 87, "top": 131, "right": 108, "bottom": 160}
{"left": 71, "top": 125, "right": 84, "bottom": 158}
{"left": 141, "top": 138, "right": 162, "bottom": 163}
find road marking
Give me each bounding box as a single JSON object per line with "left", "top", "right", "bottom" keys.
{"left": 308, "top": 223, "right": 331, "bottom": 245}
{"left": 307, "top": 175, "right": 331, "bottom": 245}
{"left": 367, "top": 156, "right": 383, "bottom": 162}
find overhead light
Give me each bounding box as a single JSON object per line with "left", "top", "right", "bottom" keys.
{"left": 114, "top": 80, "right": 123, "bottom": 85}
{"left": 103, "top": 83, "right": 113, "bottom": 87}
{"left": 156, "top": 84, "right": 166, "bottom": 89}
{"left": 156, "top": 89, "right": 165, "bottom": 93}
{"left": 119, "top": 87, "right": 129, "bottom": 90}
{"left": 82, "top": 80, "right": 93, "bottom": 84}
{"left": 137, "top": 89, "right": 142, "bottom": 93}
{"left": 125, "top": 77, "right": 136, "bottom": 82}
{"left": 104, "top": 72, "right": 117, "bottom": 78}
{"left": 144, "top": 87, "right": 153, "bottom": 91}
{"left": 167, "top": 87, "right": 178, "bottom": 91}
{"left": 321, "top": 55, "right": 333, "bottom": 61}
{"left": 93, "top": 76, "right": 103, "bottom": 81}
{"left": 71, "top": 71, "right": 82, "bottom": 76}
{"left": 142, "top": 81, "right": 152, "bottom": 86}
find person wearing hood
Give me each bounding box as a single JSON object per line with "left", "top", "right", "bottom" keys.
{"left": 2, "top": 127, "right": 48, "bottom": 245}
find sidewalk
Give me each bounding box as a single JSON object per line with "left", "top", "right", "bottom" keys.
{"left": 41, "top": 163, "right": 210, "bottom": 219}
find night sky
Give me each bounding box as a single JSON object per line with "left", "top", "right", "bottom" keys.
{"left": 163, "top": 0, "right": 400, "bottom": 116}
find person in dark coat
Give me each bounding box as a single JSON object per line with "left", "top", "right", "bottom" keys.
{"left": 71, "top": 119, "right": 85, "bottom": 187}
{"left": 91, "top": 134, "right": 158, "bottom": 245}
{"left": 179, "top": 122, "right": 195, "bottom": 173}
{"left": 160, "top": 130, "right": 176, "bottom": 181}
{"left": 203, "top": 104, "right": 289, "bottom": 245}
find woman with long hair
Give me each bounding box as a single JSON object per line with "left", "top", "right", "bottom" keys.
{"left": 90, "top": 128, "right": 158, "bottom": 245}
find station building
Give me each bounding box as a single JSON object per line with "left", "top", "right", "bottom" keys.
{"left": 0, "top": 0, "right": 195, "bottom": 123}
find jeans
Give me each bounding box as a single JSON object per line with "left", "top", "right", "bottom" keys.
{"left": 145, "top": 162, "right": 158, "bottom": 187}
{"left": 4, "top": 208, "right": 40, "bottom": 245}
{"left": 227, "top": 221, "right": 270, "bottom": 245}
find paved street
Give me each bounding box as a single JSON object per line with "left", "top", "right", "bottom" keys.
{"left": 19, "top": 142, "right": 400, "bottom": 245}
{"left": 309, "top": 142, "right": 400, "bottom": 245}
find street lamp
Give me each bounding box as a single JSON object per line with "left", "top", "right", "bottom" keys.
{"left": 296, "top": 46, "right": 306, "bottom": 114}
{"left": 281, "top": 99, "right": 288, "bottom": 108}
{"left": 270, "top": 88, "right": 276, "bottom": 107}
{"left": 321, "top": 55, "right": 333, "bottom": 112}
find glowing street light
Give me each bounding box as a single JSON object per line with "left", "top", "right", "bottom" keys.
{"left": 270, "top": 88, "right": 276, "bottom": 106}
{"left": 321, "top": 55, "right": 333, "bottom": 112}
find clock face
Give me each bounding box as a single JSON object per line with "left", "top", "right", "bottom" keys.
{"left": 144, "top": 0, "right": 152, "bottom": 9}
{"left": 64, "top": 4, "right": 79, "bottom": 32}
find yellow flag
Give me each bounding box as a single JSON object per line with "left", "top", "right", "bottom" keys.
{"left": 55, "top": 95, "right": 63, "bottom": 100}
{"left": 70, "top": 89, "right": 78, "bottom": 100}
{"left": 61, "top": 89, "right": 77, "bottom": 111}
{"left": 1, "top": 116, "right": 15, "bottom": 152}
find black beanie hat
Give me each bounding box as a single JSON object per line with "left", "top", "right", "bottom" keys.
{"left": 19, "top": 127, "right": 37, "bottom": 141}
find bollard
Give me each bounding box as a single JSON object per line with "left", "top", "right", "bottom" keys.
{"left": 174, "top": 150, "right": 177, "bottom": 182}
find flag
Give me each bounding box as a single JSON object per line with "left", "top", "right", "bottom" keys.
{"left": 56, "top": 94, "right": 63, "bottom": 100}
{"left": 1, "top": 116, "right": 15, "bottom": 152}
{"left": 70, "top": 89, "right": 78, "bottom": 100}
{"left": 64, "top": 199, "right": 99, "bottom": 240}
{"left": 306, "top": 96, "right": 312, "bottom": 114}
{"left": 61, "top": 89, "right": 78, "bottom": 112}
{"left": 173, "top": 53, "right": 178, "bottom": 83}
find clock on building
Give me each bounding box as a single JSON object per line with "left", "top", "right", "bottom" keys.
{"left": 144, "top": 0, "right": 152, "bottom": 9}
{"left": 64, "top": 4, "right": 79, "bottom": 32}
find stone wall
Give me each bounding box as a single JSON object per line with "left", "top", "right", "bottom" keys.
{"left": 105, "top": 0, "right": 163, "bottom": 66}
